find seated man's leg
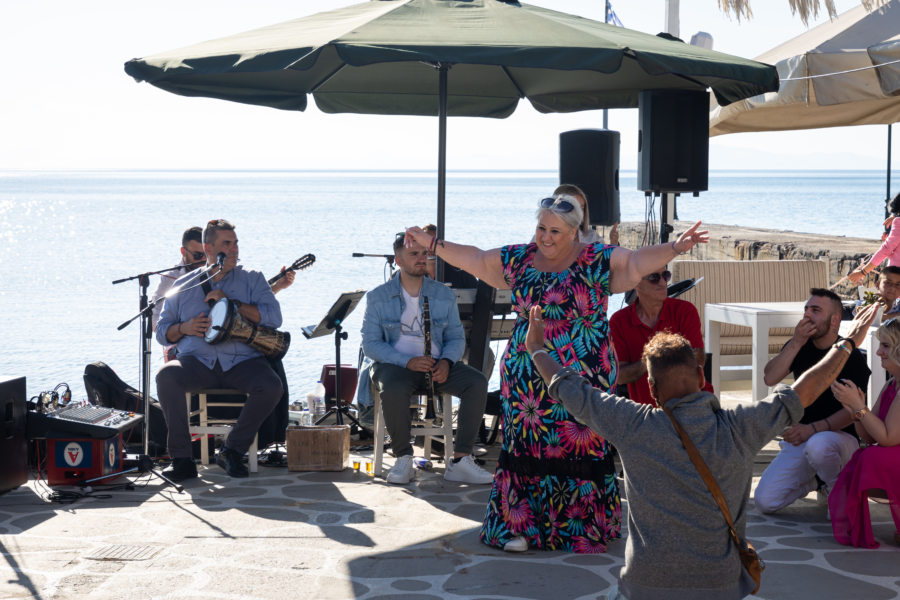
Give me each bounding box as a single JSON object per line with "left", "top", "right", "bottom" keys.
{"left": 754, "top": 440, "right": 817, "bottom": 513}
{"left": 435, "top": 362, "right": 488, "bottom": 456}
{"left": 371, "top": 362, "right": 420, "bottom": 457}
{"left": 804, "top": 431, "right": 859, "bottom": 492}
{"left": 155, "top": 356, "right": 220, "bottom": 459}
{"left": 220, "top": 356, "right": 283, "bottom": 455}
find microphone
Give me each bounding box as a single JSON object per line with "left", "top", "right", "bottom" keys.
{"left": 216, "top": 252, "right": 226, "bottom": 268}
{"left": 352, "top": 252, "right": 395, "bottom": 261}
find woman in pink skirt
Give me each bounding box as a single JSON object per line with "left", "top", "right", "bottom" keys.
{"left": 829, "top": 317, "right": 900, "bottom": 548}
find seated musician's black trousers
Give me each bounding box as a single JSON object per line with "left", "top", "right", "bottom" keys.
{"left": 371, "top": 362, "right": 487, "bottom": 457}
{"left": 156, "top": 355, "right": 282, "bottom": 459}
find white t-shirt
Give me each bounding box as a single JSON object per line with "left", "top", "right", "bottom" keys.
{"left": 393, "top": 287, "right": 440, "bottom": 359}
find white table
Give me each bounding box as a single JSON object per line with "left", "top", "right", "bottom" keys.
{"left": 705, "top": 301, "right": 883, "bottom": 405}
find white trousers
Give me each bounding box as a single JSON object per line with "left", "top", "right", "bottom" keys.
{"left": 754, "top": 430, "right": 859, "bottom": 514}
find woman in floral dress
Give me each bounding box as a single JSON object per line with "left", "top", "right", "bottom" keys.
{"left": 405, "top": 197, "right": 707, "bottom": 552}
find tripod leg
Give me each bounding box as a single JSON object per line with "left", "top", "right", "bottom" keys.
{"left": 149, "top": 466, "right": 185, "bottom": 493}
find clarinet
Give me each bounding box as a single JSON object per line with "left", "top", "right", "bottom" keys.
{"left": 422, "top": 296, "right": 437, "bottom": 421}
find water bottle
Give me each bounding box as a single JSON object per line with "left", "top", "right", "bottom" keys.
{"left": 413, "top": 457, "right": 433, "bottom": 471}
{"left": 313, "top": 380, "right": 327, "bottom": 420}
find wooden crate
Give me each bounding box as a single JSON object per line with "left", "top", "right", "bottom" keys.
{"left": 286, "top": 425, "right": 350, "bottom": 472}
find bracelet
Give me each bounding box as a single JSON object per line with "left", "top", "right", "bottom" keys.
{"left": 824, "top": 415, "right": 832, "bottom": 431}
{"left": 671, "top": 241, "right": 679, "bottom": 255}
{"left": 832, "top": 340, "right": 852, "bottom": 355}
{"left": 835, "top": 336, "right": 857, "bottom": 352}
{"left": 810, "top": 422, "right": 819, "bottom": 433}
{"left": 429, "top": 235, "right": 438, "bottom": 253}
{"left": 530, "top": 349, "right": 550, "bottom": 360}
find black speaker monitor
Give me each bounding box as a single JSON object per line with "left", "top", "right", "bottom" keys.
{"left": 559, "top": 129, "right": 620, "bottom": 227}
{"left": 0, "top": 376, "right": 27, "bottom": 494}
{"left": 637, "top": 90, "right": 709, "bottom": 194}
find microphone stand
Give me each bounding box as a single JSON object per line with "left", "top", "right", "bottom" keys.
{"left": 110, "top": 260, "right": 220, "bottom": 492}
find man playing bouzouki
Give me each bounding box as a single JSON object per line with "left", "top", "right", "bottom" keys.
{"left": 155, "top": 219, "right": 283, "bottom": 481}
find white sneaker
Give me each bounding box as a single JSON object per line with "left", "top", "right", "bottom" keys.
{"left": 503, "top": 536, "right": 528, "bottom": 552}
{"left": 444, "top": 455, "right": 493, "bottom": 484}
{"left": 386, "top": 455, "right": 415, "bottom": 484}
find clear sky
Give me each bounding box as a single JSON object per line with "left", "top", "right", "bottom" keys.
{"left": 0, "top": 0, "right": 891, "bottom": 172}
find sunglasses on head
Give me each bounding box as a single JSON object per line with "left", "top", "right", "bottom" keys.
{"left": 185, "top": 249, "right": 205, "bottom": 261}
{"left": 539, "top": 196, "right": 576, "bottom": 213}
{"left": 643, "top": 270, "right": 672, "bottom": 284}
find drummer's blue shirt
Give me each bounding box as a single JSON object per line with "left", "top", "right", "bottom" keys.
{"left": 156, "top": 265, "right": 282, "bottom": 371}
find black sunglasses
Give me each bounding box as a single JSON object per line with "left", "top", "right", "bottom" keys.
{"left": 185, "top": 249, "right": 205, "bottom": 261}
{"left": 643, "top": 270, "right": 672, "bottom": 284}
{"left": 540, "top": 196, "right": 576, "bottom": 213}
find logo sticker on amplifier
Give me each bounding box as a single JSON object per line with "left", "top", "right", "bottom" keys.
{"left": 64, "top": 442, "right": 85, "bottom": 467}
{"left": 108, "top": 442, "right": 116, "bottom": 467}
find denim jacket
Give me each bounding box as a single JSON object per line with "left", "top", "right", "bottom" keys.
{"left": 356, "top": 276, "right": 466, "bottom": 407}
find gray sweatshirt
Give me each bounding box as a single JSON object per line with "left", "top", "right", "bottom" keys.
{"left": 549, "top": 368, "right": 804, "bottom": 600}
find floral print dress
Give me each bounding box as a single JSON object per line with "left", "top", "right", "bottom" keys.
{"left": 480, "top": 242, "right": 622, "bottom": 553}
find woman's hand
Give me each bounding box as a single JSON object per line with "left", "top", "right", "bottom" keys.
{"left": 525, "top": 305, "right": 546, "bottom": 354}
{"left": 672, "top": 221, "right": 709, "bottom": 254}
{"left": 831, "top": 378, "right": 866, "bottom": 414}
{"left": 405, "top": 226, "right": 434, "bottom": 249}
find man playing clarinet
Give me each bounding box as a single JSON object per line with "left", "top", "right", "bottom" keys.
{"left": 356, "top": 232, "right": 492, "bottom": 485}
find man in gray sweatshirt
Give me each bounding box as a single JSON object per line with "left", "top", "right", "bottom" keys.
{"left": 525, "top": 304, "right": 877, "bottom": 600}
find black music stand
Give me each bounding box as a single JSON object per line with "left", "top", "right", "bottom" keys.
{"left": 302, "top": 290, "right": 366, "bottom": 426}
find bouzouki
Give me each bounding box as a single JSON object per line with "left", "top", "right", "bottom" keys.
{"left": 268, "top": 253, "right": 316, "bottom": 286}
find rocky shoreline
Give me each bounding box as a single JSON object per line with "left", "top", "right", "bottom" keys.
{"left": 618, "top": 220, "right": 882, "bottom": 298}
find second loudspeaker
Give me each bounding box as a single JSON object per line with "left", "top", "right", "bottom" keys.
{"left": 559, "top": 129, "right": 620, "bottom": 227}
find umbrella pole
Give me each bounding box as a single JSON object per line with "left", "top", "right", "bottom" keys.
{"left": 887, "top": 124, "right": 893, "bottom": 219}
{"left": 436, "top": 63, "right": 448, "bottom": 282}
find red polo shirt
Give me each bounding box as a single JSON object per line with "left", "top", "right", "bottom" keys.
{"left": 610, "top": 297, "right": 714, "bottom": 406}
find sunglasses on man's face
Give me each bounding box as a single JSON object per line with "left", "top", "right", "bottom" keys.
{"left": 185, "top": 249, "right": 205, "bottom": 261}
{"left": 539, "top": 196, "right": 576, "bottom": 213}
{"left": 643, "top": 270, "right": 672, "bottom": 284}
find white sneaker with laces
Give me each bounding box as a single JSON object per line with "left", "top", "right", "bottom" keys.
{"left": 444, "top": 455, "right": 493, "bottom": 484}
{"left": 386, "top": 455, "right": 415, "bottom": 484}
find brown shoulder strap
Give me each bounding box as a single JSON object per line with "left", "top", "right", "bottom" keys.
{"left": 662, "top": 403, "right": 742, "bottom": 548}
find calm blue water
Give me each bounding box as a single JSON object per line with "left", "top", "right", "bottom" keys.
{"left": 1, "top": 169, "right": 895, "bottom": 400}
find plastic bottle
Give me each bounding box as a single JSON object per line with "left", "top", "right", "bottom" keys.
{"left": 413, "top": 457, "right": 433, "bottom": 471}
{"left": 313, "top": 380, "right": 327, "bottom": 420}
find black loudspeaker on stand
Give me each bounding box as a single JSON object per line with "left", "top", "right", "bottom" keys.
{"left": 559, "top": 129, "right": 620, "bottom": 227}
{"left": 637, "top": 90, "right": 709, "bottom": 194}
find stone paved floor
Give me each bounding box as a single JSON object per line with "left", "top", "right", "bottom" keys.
{"left": 1, "top": 389, "right": 898, "bottom": 600}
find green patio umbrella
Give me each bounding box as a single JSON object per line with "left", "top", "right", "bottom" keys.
{"left": 124, "top": 0, "right": 778, "bottom": 250}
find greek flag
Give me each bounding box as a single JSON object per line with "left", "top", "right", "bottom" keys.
{"left": 606, "top": 1, "right": 624, "bottom": 27}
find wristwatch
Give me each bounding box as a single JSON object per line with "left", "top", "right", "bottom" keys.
{"left": 854, "top": 406, "right": 870, "bottom": 421}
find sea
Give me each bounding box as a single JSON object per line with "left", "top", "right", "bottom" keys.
{"left": 1, "top": 169, "right": 895, "bottom": 402}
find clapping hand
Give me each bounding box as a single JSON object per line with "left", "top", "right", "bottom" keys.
{"left": 830, "top": 378, "right": 866, "bottom": 415}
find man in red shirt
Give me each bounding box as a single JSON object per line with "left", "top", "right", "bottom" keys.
{"left": 610, "top": 267, "right": 713, "bottom": 406}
